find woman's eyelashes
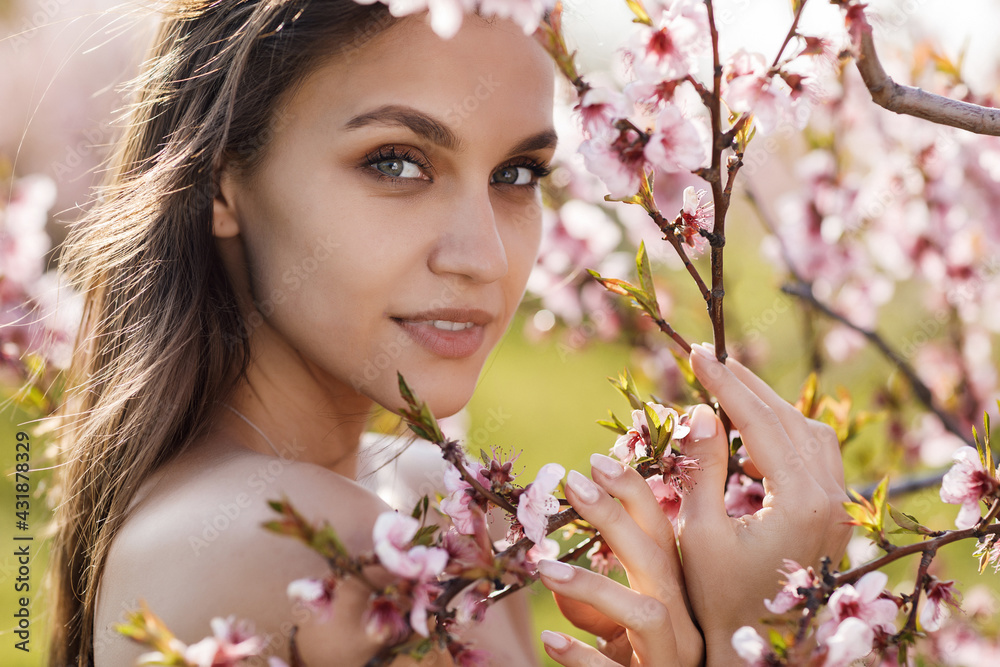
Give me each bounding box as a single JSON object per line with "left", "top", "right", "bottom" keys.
{"left": 363, "top": 146, "right": 432, "bottom": 183}
{"left": 492, "top": 158, "right": 552, "bottom": 189}
{"left": 361, "top": 145, "right": 551, "bottom": 189}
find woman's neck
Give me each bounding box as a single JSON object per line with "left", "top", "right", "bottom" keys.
{"left": 217, "top": 324, "right": 375, "bottom": 478}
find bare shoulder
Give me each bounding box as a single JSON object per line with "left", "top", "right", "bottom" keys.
{"left": 93, "top": 438, "right": 404, "bottom": 666}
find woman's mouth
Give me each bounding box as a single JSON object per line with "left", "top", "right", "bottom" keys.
{"left": 391, "top": 309, "right": 492, "bottom": 359}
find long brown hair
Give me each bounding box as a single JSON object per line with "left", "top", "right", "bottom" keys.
{"left": 47, "top": 2, "right": 395, "bottom": 664}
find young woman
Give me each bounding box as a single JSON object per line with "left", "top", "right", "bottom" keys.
{"left": 46, "top": 2, "right": 851, "bottom": 666}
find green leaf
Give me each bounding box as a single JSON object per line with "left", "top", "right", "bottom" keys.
{"left": 597, "top": 410, "right": 629, "bottom": 435}
{"left": 397, "top": 372, "right": 445, "bottom": 444}
{"left": 871, "top": 475, "right": 890, "bottom": 533}
{"left": 888, "top": 504, "right": 934, "bottom": 536}
{"left": 636, "top": 242, "right": 656, "bottom": 305}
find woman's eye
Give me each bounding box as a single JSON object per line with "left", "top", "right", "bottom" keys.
{"left": 374, "top": 158, "right": 424, "bottom": 179}
{"left": 493, "top": 166, "right": 534, "bottom": 186}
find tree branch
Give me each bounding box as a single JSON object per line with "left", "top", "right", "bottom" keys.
{"left": 780, "top": 280, "right": 975, "bottom": 449}
{"left": 854, "top": 25, "right": 1000, "bottom": 136}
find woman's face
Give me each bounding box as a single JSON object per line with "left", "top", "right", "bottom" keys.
{"left": 215, "top": 14, "right": 556, "bottom": 418}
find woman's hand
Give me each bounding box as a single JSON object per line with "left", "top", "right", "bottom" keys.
{"left": 537, "top": 456, "right": 704, "bottom": 667}
{"left": 678, "top": 343, "right": 852, "bottom": 665}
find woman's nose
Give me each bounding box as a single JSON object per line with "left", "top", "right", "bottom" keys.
{"left": 427, "top": 186, "right": 508, "bottom": 284}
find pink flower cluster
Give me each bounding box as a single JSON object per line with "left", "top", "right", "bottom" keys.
{"left": 354, "top": 0, "right": 555, "bottom": 39}
{"left": 174, "top": 616, "right": 269, "bottom": 667}
{"left": 0, "top": 174, "right": 80, "bottom": 372}
{"left": 516, "top": 462, "right": 565, "bottom": 561}
{"left": 939, "top": 446, "right": 1000, "bottom": 529}
{"left": 372, "top": 512, "right": 449, "bottom": 636}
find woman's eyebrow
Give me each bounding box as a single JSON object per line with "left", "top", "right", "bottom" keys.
{"left": 343, "top": 105, "right": 462, "bottom": 151}
{"left": 504, "top": 128, "right": 558, "bottom": 159}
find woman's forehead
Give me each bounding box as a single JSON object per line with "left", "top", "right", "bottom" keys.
{"left": 289, "top": 13, "right": 556, "bottom": 134}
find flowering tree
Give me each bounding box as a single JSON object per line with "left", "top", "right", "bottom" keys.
{"left": 6, "top": 0, "right": 1000, "bottom": 665}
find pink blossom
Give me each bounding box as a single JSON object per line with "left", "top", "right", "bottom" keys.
{"left": 440, "top": 464, "right": 489, "bottom": 535}
{"left": 449, "top": 642, "right": 492, "bottom": 667}
{"left": 646, "top": 474, "right": 681, "bottom": 524}
{"left": 586, "top": 539, "right": 622, "bottom": 575}
{"left": 731, "top": 626, "right": 769, "bottom": 666}
{"left": 973, "top": 538, "right": 1000, "bottom": 573}
{"left": 723, "top": 49, "right": 804, "bottom": 134}
{"left": 817, "top": 571, "right": 898, "bottom": 645}
{"left": 354, "top": 0, "right": 475, "bottom": 40}
{"left": 612, "top": 428, "right": 647, "bottom": 465}
{"left": 940, "top": 446, "right": 999, "bottom": 529}
{"left": 516, "top": 463, "right": 565, "bottom": 553}
{"left": 579, "top": 128, "right": 647, "bottom": 199}
{"left": 478, "top": 0, "right": 556, "bottom": 35}
{"left": 627, "top": 0, "right": 709, "bottom": 83}
{"left": 409, "top": 579, "right": 443, "bottom": 637}
{"left": 612, "top": 403, "right": 690, "bottom": 465}
{"left": 372, "top": 512, "right": 449, "bottom": 581}
{"left": 920, "top": 578, "right": 962, "bottom": 632}
{"left": 764, "top": 560, "right": 817, "bottom": 614}
{"left": 577, "top": 87, "right": 631, "bottom": 139}
{"left": 724, "top": 473, "right": 765, "bottom": 517}
{"left": 821, "top": 617, "right": 875, "bottom": 667}
{"left": 453, "top": 589, "right": 488, "bottom": 627}
{"left": 286, "top": 577, "right": 336, "bottom": 622}
{"left": 363, "top": 594, "right": 411, "bottom": 644}
{"left": 677, "top": 186, "right": 714, "bottom": 255}
{"left": 183, "top": 616, "right": 267, "bottom": 667}
{"left": 659, "top": 452, "right": 700, "bottom": 495}
{"left": 644, "top": 104, "right": 709, "bottom": 174}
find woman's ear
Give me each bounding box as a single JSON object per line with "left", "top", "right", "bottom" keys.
{"left": 212, "top": 169, "right": 242, "bottom": 238}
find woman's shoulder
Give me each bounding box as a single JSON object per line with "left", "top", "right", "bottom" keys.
{"left": 93, "top": 438, "right": 398, "bottom": 666}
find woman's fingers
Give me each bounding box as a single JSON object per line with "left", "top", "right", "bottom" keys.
{"left": 689, "top": 344, "right": 816, "bottom": 494}
{"left": 551, "top": 591, "right": 622, "bottom": 639}
{"left": 564, "top": 469, "right": 679, "bottom": 604}
{"left": 540, "top": 631, "right": 620, "bottom": 667}
{"left": 538, "top": 559, "right": 679, "bottom": 663}
{"left": 723, "top": 356, "right": 846, "bottom": 496}
{"left": 588, "top": 454, "right": 681, "bottom": 565}
{"left": 676, "top": 404, "right": 729, "bottom": 525}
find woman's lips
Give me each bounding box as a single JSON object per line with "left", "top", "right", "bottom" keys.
{"left": 391, "top": 310, "right": 492, "bottom": 359}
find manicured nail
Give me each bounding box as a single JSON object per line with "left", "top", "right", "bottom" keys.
{"left": 690, "top": 343, "right": 714, "bottom": 360}
{"left": 537, "top": 558, "right": 575, "bottom": 582}
{"left": 541, "top": 630, "right": 570, "bottom": 651}
{"left": 567, "top": 469, "right": 601, "bottom": 503}
{"left": 689, "top": 404, "right": 720, "bottom": 441}
{"left": 590, "top": 453, "right": 624, "bottom": 478}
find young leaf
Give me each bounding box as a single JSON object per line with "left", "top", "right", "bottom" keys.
{"left": 888, "top": 504, "right": 934, "bottom": 536}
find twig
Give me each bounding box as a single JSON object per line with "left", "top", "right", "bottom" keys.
{"left": 772, "top": 0, "right": 810, "bottom": 69}
{"left": 853, "top": 23, "right": 1000, "bottom": 136}
{"left": 780, "top": 280, "right": 974, "bottom": 449}
{"left": 653, "top": 317, "right": 692, "bottom": 353}
{"left": 831, "top": 522, "right": 1000, "bottom": 587}
{"left": 704, "top": 0, "right": 729, "bottom": 364}
{"left": 899, "top": 550, "right": 934, "bottom": 638}
{"left": 649, "top": 210, "right": 711, "bottom": 302}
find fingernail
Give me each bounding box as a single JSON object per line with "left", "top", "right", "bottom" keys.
{"left": 689, "top": 404, "right": 719, "bottom": 441}
{"left": 590, "top": 453, "right": 624, "bottom": 479}
{"left": 541, "top": 630, "right": 570, "bottom": 651}
{"left": 566, "top": 469, "right": 601, "bottom": 503}
{"left": 690, "top": 343, "right": 714, "bottom": 360}
{"left": 537, "top": 558, "right": 575, "bottom": 582}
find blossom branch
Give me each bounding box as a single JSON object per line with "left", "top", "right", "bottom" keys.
{"left": 781, "top": 280, "right": 974, "bottom": 449}
{"left": 830, "top": 521, "right": 1000, "bottom": 588}
{"left": 649, "top": 210, "right": 711, "bottom": 302}
{"left": 704, "top": 0, "right": 729, "bottom": 364}
{"left": 899, "top": 550, "right": 934, "bottom": 638}
{"left": 852, "top": 20, "right": 1000, "bottom": 136}
{"left": 772, "top": 0, "right": 809, "bottom": 69}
